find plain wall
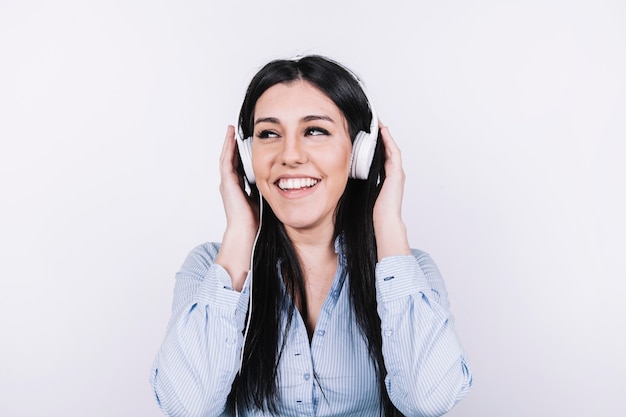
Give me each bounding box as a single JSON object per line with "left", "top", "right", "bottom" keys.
{"left": 1, "top": 1, "right": 624, "bottom": 416}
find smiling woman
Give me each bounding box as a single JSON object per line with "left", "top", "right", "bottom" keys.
{"left": 149, "top": 55, "right": 473, "bottom": 417}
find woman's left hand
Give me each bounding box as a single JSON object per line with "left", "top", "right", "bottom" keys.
{"left": 373, "top": 123, "right": 411, "bottom": 260}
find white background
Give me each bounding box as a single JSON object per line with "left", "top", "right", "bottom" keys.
{"left": 1, "top": 1, "right": 625, "bottom": 416}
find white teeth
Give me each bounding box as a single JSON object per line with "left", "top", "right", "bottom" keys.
{"left": 278, "top": 178, "right": 318, "bottom": 190}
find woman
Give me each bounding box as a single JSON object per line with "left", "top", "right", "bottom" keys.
{"left": 150, "top": 55, "right": 472, "bottom": 417}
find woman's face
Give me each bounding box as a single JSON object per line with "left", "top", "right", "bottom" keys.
{"left": 251, "top": 80, "right": 352, "bottom": 237}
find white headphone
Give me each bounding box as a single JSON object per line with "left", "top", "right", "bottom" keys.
{"left": 236, "top": 82, "right": 379, "bottom": 183}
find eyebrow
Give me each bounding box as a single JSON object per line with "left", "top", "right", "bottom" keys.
{"left": 254, "top": 114, "right": 335, "bottom": 125}
{"left": 302, "top": 115, "right": 334, "bottom": 123}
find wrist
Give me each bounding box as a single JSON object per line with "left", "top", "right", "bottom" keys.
{"left": 375, "top": 219, "right": 411, "bottom": 260}
{"left": 223, "top": 222, "right": 258, "bottom": 240}
{"left": 216, "top": 227, "right": 258, "bottom": 292}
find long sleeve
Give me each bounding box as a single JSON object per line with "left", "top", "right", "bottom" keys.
{"left": 375, "top": 250, "right": 472, "bottom": 417}
{"left": 150, "top": 243, "right": 250, "bottom": 417}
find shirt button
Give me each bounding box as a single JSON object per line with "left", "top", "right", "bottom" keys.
{"left": 226, "top": 337, "right": 234, "bottom": 346}
{"left": 317, "top": 330, "right": 325, "bottom": 336}
{"left": 304, "top": 373, "right": 311, "bottom": 381}
{"left": 384, "top": 329, "right": 393, "bottom": 337}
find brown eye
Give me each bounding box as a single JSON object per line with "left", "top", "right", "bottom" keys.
{"left": 305, "top": 127, "right": 329, "bottom": 136}
{"left": 257, "top": 130, "right": 279, "bottom": 139}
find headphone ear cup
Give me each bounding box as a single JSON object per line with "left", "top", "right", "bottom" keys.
{"left": 350, "top": 130, "right": 378, "bottom": 179}
{"left": 236, "top": 134, "right": 255, "bottom": 183}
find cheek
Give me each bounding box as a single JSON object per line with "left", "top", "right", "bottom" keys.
{"left": 250, "top": 148, "right": 271, "bottom": 176}
{"left": 314, "top": 144, "right": 350, "bottom": 171}
{"left": 337, "top": 145, "right": 353, "bottom": 176}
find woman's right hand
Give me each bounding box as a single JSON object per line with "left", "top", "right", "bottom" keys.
{"left": 218, "top": 125, "right": 259, "bottom": 232}
{"left": 215, "top": 125, "right": 260, "bottom": 291}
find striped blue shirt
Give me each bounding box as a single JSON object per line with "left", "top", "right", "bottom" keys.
{"left": 150, "top": 242, "right": 472, "bottom": 417}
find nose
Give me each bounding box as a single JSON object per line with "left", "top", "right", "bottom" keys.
{"left": 280, "top": 133, "right": 308, "bottom": 167}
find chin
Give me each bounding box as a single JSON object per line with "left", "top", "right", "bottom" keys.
{"left": 275, "top": 213, "right": 328, "bottom": 233}
{"left": 278, "top": 217, "right": 317, "bottom": 230}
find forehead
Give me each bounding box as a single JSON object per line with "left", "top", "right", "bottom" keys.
{"left": 254, "top": 80, "right": 342, "bottom": 120}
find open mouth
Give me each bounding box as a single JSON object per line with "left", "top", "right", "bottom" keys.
{"left": 277, "top": 177, "right": 319, "bottom": 191}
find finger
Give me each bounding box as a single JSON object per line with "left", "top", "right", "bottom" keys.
{"left": 220, "top": 125, "right": 237, "bottom": 174}
{"left": 220, "top": 125, "right": 235, "bottom": 165}
{"left": 380, "top": 125, "right": 401, "bottom": 160}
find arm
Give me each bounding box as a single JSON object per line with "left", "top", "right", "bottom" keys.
{"left": 150, "top": 243, "right": 249, "bottom": 417}
{"left": 150, "top": 127, "right": 259, "bottom": 416}
{"left": 214, "top": 125, "right": 260, "bottom": 292}
{"left": 373, "top": 125, "right": 472, "bottom": 416}
{"left": 376, "top": 251, "right": 472, "bottom": 416}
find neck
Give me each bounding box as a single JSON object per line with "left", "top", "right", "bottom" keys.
{"left": 284, "top": 224, "right": 338, "bottom": 339}
{"left": 284, "top": 222, "right": 337, "bottom": 260}
{"left": 285, "top": 222, "right": 337, "bottom": 288}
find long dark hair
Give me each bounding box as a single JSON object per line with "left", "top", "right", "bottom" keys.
{"left": 233, "top": 55, "right": 400, "bottom": 416}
